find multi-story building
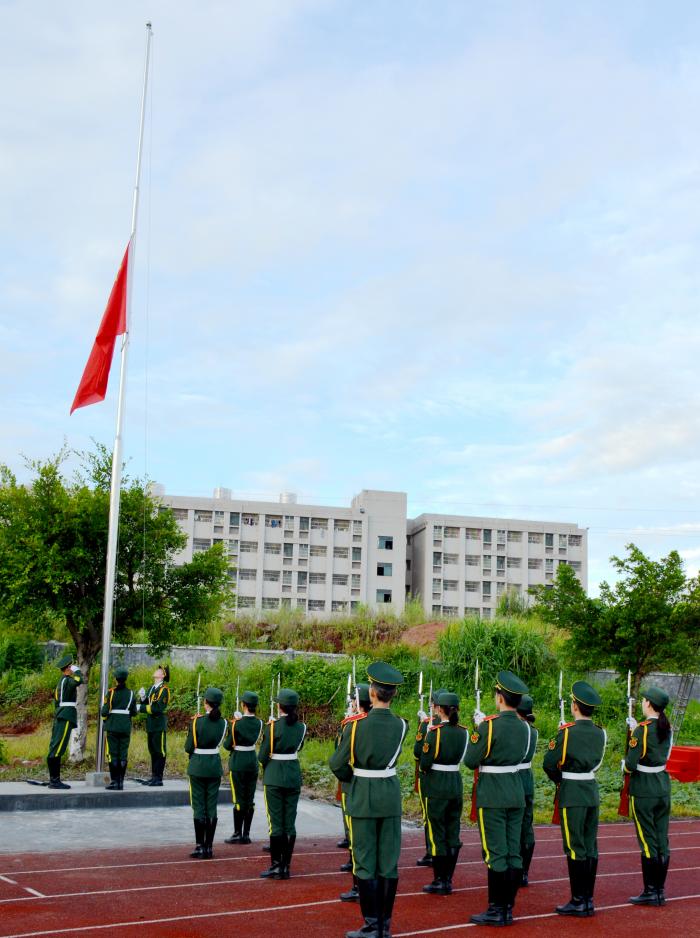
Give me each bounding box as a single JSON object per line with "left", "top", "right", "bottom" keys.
{"left": 159, "top": 487, "right": 587, "bottom": 618}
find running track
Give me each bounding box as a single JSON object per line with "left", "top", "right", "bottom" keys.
{"left": 0, "top": 820, "right": 697, "bottom": 937}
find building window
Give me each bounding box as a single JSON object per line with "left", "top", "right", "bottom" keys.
{"left": 299, "top": 517, "right": 309, "bottom": 532}
{"left": 238, "top": 568, "right": 257, "bottom": 581}
{"left": 352, "top": 547, "right": 362, "bottom": 562}
{"left": 442, "top": 605, "right": 458, "bottom": 616}
{"left": 242, "top": 513, "right": 259, "bottom": 527}
{"left": 444, "top": 526, "right": 460, "bottom": 539}
{"left": 263, "top": 570, "right": 280, "bottom": 582}
{"left": 281, "top": 597, "right": 292, "bottom": 608}
{"left": 569, "top": 560, "right": 582, "bottom": 571}
{"left": 193, "top": 538, "right": 212, "bottom": 553}
{"left": 559, "top": 534, "right": 568, "bottom": 548}
{"left": 443, "top": 579, "right": 458, "bottom": 591}
{"left": 352, "top": 574, "right": 361, "bottom": 588}
{"left": 332, "top": 600, "right": 348, "bottom": 612}
{"left": 353, "top": 520, "right": 363, "bottom": 535}
{"left": 283, "top": 542, "right": 294, "bottom": 558}
{"left": 194, "top": 510, "right": 212, "bottom": 523}
{"left": 283, "top": 571, "right": 293, "bottom": 585}
{"left": 308, "top": 599, "right": 326, "bottom": 612}
{"left": 528, "top": 532, "right": 543, "bottom": 544}
{"left": 528, "top": 558, "right": 543, "bottom": 570}
{"left": 310, "top": 545, "right": 327, "bottom": 557}
{"left": 443, "top": 553, "right": 458, "bottom": 565}
{"left": 230, "top": 512, "right": 240, "bottom": 526}
{"left": 333, "top": 574, "right": 349, "bottom": 586}
{"left": 377, "top": 535, "right": 393, "bottom": 550}
{"left": 262, "top": 598, "right": 279, "bottom": 610}
{"left": 482, "top": 582, "right": 492, "bottom": 597}
{"left": 334, "top": 519, "right": 350, "bottom": 532}
{"left": 483, "top": 529, "right": 492, "bottom": 545}
{"left": 507, "top": 557, "right": 521, "bottom": 568}
{"left": 376, "top": 590, "right": 392, "bottom": 604}
{"left": 265, "top": 515, "right": 283, "bottom": 528}
{"left": 296, "top": 598, "right": 307, "bottom": 611}
{"left": 507, "top": 530, "right": 522, "bottom": 542}
{"left": 568, "top": 534, "right": 582, "bottom": 547}
{"left": 496, "top": 556, "right": 506, "bottom": 572}
{"left": 311, "top": 517, "right": 328, "bottom": 530}
{"left": 264, "top": 543, "right": 281, "bottom": 555}
{"left": 465, "top": 528, "right": 480, "bottom": 540}
{"left": 334, "top": 546, "right": 349, "bottom": 559}
{"left": 545, "top": 533, "right": 554, "bottom": 547}
{"left": 170, "top": 507, "right": 188, "bottom": 521}
{"left": 482, "top": 607, "right": 492, "bottom": 619}
{"left": 298, "top": 543, "right": 309, "bottom": 558}
{"left": 214, "top": 525, "right": 224, "bottom": 534}
{"left": 214, "top": 510, "right": 225, "bottom": 521}
{"left": 433, "top": 552, "right": 442, "bottom": 567}
{"left": 236, "top": 596, "right": 255, "bottom": 609}
{"left": 406, "top": 558, "right": 411, "bottom": 570}
{"left": 465, "top": 554, "right": 479, "bottom": 567}
{"left": 545, "top": 558, "right": 554, "bottom": 571}
{"left": 466, "top": 581, "right": 479, "bottom": 592}
{"left": 377, "top": 563, "right": 393, "bottom": 577}
{"left": 309, "top": 572, "right": 326, "bottom": 585}
{"left": 432, "top": 604, "right": 441, "bottom": 614}
{"left": 297, "top": 571, "right": 308, "bottom": 586}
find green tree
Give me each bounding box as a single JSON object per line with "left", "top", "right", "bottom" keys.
{"left": 530, "top": 562, "right": 601, "bottom": 635}
{"left": 0, "top": 445, "right": 233, "bottom": 760}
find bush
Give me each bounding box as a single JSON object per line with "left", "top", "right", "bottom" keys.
{"left": 0, "top": 632, "right": 44, "bottom": 675}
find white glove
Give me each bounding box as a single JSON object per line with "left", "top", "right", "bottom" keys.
{"left": 626, "top": 716, "right": 638, "bottom": 732}
{"left": 620, "top": 759, "right": 627, "bottom": 773}
{"left": 473, "top": 710, "right": 486, "bottom": 726}
{"left": 138, "top": 687, "right": 146, "bottom": 701}
{"left": 417, "top": 710, "right": 428, "bottom": 722}
{"left": 70, "top": 664, "right": 79, "bottom": 673}
{"left": 234, "top": 710, "right": 242, "bottom": 720}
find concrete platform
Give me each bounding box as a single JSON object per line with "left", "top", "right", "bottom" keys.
{"left": 0, "top": 778, "right": 236, "bottom": 812}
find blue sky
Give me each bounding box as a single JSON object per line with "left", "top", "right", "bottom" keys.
{"left": 3, "top": 1, "right": 700, "bottom": 594}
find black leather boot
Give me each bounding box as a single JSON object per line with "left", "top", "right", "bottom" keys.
{"left": 105, "top": 762, "right": 120, "bottom": 790}
{"left": 147, "top": 755, "right": 164, "bottom": 786}
{"left": 505, "top": 866, "right": 521, "bottom": 924}
{"left": 657, "top": 854, "right": 669, "bottom": 904}
{"left": 260, "top": 834, "right": 284, "bottom": 878}
{"left": 345, "top": 878, "right": 379, "bottom": 938}
{"left": 586, "top": 856, "right": 598, "bottom": 915}
{"left": 190, "top": 819, "right": 206, "bottom": 858}
{"left": 341, "top": 874, "right": 360, "bottom": 902}
{"left": 470, "top": 868, "right": 508, "bottom": 926}
{"left": 47, "top": 756, "right": 71, "bottom": 789}
{"left": 118, "top": 761, "right": 127, "bottom": 790}
{"left": 423, "top": 855, "right": 450, "bottom": 895}
{"left": 521, "top": 842, "right": 535, "bottom": 886}
{"left": 340, "top": 853, "right": 354, "bottom": 872}
{"left": 445, "top": 844, "right": 461, "bottom": 890}
{"left": 417, "top": 828, "right": 433, "bottom": 866}
{"left": 379, "top": 876, "right": 398, "bottom": 938}
{"left": 279, "top": 834, "right": 294, "bottom": 879}
{"left": 556, "top": 858, "right": 588, "bottom": 916}
{"left": 338, "top": 836, "right": 351, "bottom": 849}
{"left": 225, "top": 808, "right": 244, "bottom": 844}
{"left": 202, "top": 817, "right": 217, "bottom": 858}
{"left": 240, "top": 808, "right": 253, "bottom": 844}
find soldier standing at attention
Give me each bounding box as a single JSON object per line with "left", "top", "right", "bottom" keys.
{"left": 46, "top": 654, "right": 83, "bottom": 789}
{"left": 136, "top": 663, "right": 170, "bottom": 786}
{"left": 624, "top": 685, "right": 673, "bottom": 907}
{"left": 339, "top": 683, "right": 372, "bottom": 903}
{"left": 543, "top": 680, "right": 606, "bottom": 917}
{"left": 329, "top": 661, "right": 409, "bottom": 938}
{"left": 259, "top": 688, "right": 307, "bottom": 880}
{"left": 516, "top": 695, "right": 537, "bottom": 885}
{"left": 185, "top": 686, "right": 227, "bottom": 859}
{"left": 223, "top": 690, "right": 263, "bottom": 845}
{"left": 413, "top": 687, "right": 447, "bottom": 869}
{"left": 418, "top": 691, "right": 468, "bottom": 896}
{"left": 464, "top": 670, "right": 530, "bottom": 927}
{"left": 100, "top": 666, "right": 138, "bottom": 791}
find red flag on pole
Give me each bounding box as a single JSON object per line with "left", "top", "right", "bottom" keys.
{"left": 70, "top": 242, "right": 130, "bottom": 414}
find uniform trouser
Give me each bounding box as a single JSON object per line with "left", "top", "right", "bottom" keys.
{"left": 230, "top": 769, "right": 257, "bottom": 812}
{"left": 559, "top": 805, "right": 599, "bottom": 861}
{"left": 147, "top": 730, "right": 167, "bottom": 772}
{"left": 418, "top": 778, "right": 430, "bottom": 851}
{"left": 425, "top": 794, "right": 463, "bottom": 856}
{"left": 341, "top": 790, "right": 351, "bottom": 842}
{"left": 105, "top": 731, "right": 130, "bottom": 762}
{"left": 190, "top": 775, "right": 221, "bottom": 821}
{"left": 477, "top": 806, "right": 525, "bottom": 873}
{"left": 630, "top": 795, "right": 670, "bottom": 858}
{"left": 520, "top": 794, "right": 535, "bottom": 852}
{"left": 264, "top": 784, "right": 300, "bottom": 836}
{"left": 350, "top": 816, "right": 402, "bottom": 880}
{"left": 48, "top": 718, "right": 73, "bottom": 759}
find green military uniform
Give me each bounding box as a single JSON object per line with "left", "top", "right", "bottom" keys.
{"left": 259, "top": 688, "right": 306, "bottom": 880}
{"left": 100, "top": 667, "right": 137, "bottom": 790}
{"left": 47, "top": 654, "right": 83, "bottom": 789}
{"left": 413, "top": 687, "right": 447, "bottom": 867}
{"left": 329, "top": 661, "right": 408, "bottom": 938}
{"left": 625, "top": 685, "right": 673, "bottom": 906}
{"left": 136, "top": 676, "right": 170, "bottom": 785}
{"left": 418, "top": 691, "right": 468, "bottom": 895}
{"left": 338, "top": 684, "right": 372, "bottom": 902}
{"left": 543, "top": 680, "right": 606, "bottom": 917}
{"left": 185, "top": 687, "right": 227, "bottom": 859}
{"left": 516, "top": 695, "right": 538, "bottom": 884}
{"left": 464, "top": 670, "right": 530, "bottom": 927}
{"left": 223, "top": 690, "right": 262, "bottom": 844}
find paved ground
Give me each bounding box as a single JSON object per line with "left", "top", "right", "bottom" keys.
{"left": 0, "top": 820, "right": 697, "bottom": 937}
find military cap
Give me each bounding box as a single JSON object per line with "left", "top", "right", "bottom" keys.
{"left": 113, "top": 666, "right": 129, "bottom": 682}
{"left": 275, "top": 688, "right": 299, "bottom": 707}
{"left": 571, "top": 680, "right": 601, "bottom": 708}
{"left": 356, "top": 683, "right": 371, "bottom": 703}
{"left": 241, "top": 690, "right": 259, "bottom": 706}
{"left": 641, "top": 685, "right": 669, "bottom": 711}
{"left": 156, "top": 663, "right": 170, "bottom": 682}
{"left": 437, "top": 691, "right": 460, "bottom": 708}
{"left": 517, "top": 694, "right": 535, "bottom": 722}
{"left": 367, "top": 661, "right": 404, "bottom": 687}
{"left": 56, "top": 654, "right": 74, "bottom": 669}
{"left": 204, "top": 686, "right": 224, "bottom": 706}
{"left": 495, "top": 670, "right": 529, "bottom": 696}
{"left": 431, "top": 687, "right": 448, "bottom": 704}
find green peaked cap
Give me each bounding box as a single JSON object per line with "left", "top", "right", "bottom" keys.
{"left": 113, "top": 666, "right": 129, "bottom": 681}
{"left": 56, "top": 654, "right": 74, "bottom": 669}
{"left": 204, "top": 686, "right": 224, "bottom": 706}
{"left": 241, "top": 690, "right": 259, "bottom": 706}
{"left": 275, "top": 688, "right": 299, "bottom": 706}
{"left": 495, "top": 670, "right": 528, "bottom": 696}
{"left": 355, "top": 683, "right": 371, "bottom": 703}
{"left": 367, "top": 661, "right": 404, "bottom": 687}
{"left": 641, "top": 685, "right": 669, "bottom": 710}
{"left": 437, "top": 691, "right": 459, "bottom": 708}
{"left": 571, "top": 680, "right": 601, "bottom": 708}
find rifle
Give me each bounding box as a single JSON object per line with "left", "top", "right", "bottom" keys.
{"left": 196, "top": 673, "right": 201, "bottom": 715}
{"left": 428, "top": 679, "right": 434, "bottom": 722}
{"left": 269, "top": 675, "right": 275, "bottom": 723}
{"left": 618, "top": 669, "right": 634, "bottom": 817}
{"left": 235, "top": 675, "right": 240, "bottom": 714}
{"left": 414, "top": 671, "right": 425, "bottom": 793}
{"left": 475, "top": 659, "right": 481, "bottom": 715}
{"left": 345, "top": 672, "right": 353, "bottom": 717}
{"left": 552, "top": 671, "right": 565, "bottom": 823}
{"left": 470, "top": 659, "right": 481, "bottom": 822}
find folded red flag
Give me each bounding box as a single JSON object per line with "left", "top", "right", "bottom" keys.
{"left": 618, "top": 773, "right": 631, "bottom": 817}
{"left": 70, "top": 242, "right": 130, "bottom": 414}
{"left": 469, "top": 768, "right": 479, "bottom": 823}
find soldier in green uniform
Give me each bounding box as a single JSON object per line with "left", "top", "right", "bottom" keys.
{"left": 223, "top": 690, "right": 263, "bottom": 845}
{"left": 543, "top": 680, "right": 606, "bottom": 918}
{"left": 329, "top": 661, "right": 409, "bottom": 938}
{"left": 47, "top": 654, "right": 83, "bottom": 789}
{"left": 418, "top": 690, "right": 468, "bottom": 896}
{"left": 185, "top": 686, "right": 227, "bottom": 859}
{"left": 463, "top": 670, "right": 530, "bottom": 927}
{"left": 259, "top": 687, "right": 307, "bottom": 880}
{"left": 338, "top": 683, "right": 372, "bottom": 903}
{"left": 516, "top": 695, "right": 537, "bottom": 885}
{"left": 624, "top": 685, "right": 673, "bottom": 907}
{"left": 413, "top": 687, "right": 447, "bottom": 868}
{"left": 135, "top": 663, "right": 170, "bottom": 786}
{"left": 100, "top": 666, "right": 138, "bottom": 791}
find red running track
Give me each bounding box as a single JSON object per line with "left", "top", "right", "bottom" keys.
{"left": 0, "top": 820, "right": 698, "bottom": 937}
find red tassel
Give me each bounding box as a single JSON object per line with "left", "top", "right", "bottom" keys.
{"left": 335, "top": 780, "right": 342, "bottom": 802}
{"left": 469, "top": 768, "right": 479, "bottom": 823}
{"left": 551, "top": 785, "right": 560, "bottom": 825}
{"left": 618, "top": 774, "right": 631, "bottom": 817}
{"left": 414, "top": 761, "right": 420, "bottom": 794}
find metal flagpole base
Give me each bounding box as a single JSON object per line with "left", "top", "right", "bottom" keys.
{"left": 85, "top": 771, "right": 111, "bottom": 787}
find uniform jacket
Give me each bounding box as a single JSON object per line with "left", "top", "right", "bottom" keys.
{"left": 224, "top": 714, "right": 263, "bottom": 774}
{"left": 185, "top": 713, "right": 227, "bottom": 778}
{"left": 418, "top": 720, "right": 468, "bottom": 799}
{"left": 53, "top": 670, "right": 83, "bottom": 727}
{"left": 624, "top": 717, "right": 672, "bottom": 799}
{"left": 543, "top": 719, "right": 607, "bottom": 807}
{"left": 258, "top": 717, "right": 306, "bottom": 790}
{"left": 100, "top": 685, "right": 138, "bottom": 733}
{"left": 519, "top": 725, "right": 539, "bottom": 799}
{"left": 413, "top": 713, "right": 441, "bottom": 761}
{"left": 329, "top": 707, "right": 409, "bottom": 819}
{"left": 137, "top": 682, "right": 170, "bottom": 733}
{"left": 463, "top": 710, "right": 530, "bottom": 808}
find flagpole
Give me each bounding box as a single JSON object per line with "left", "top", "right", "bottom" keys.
{"left": 96, "top": 22, "right": 153, "bottom": 773}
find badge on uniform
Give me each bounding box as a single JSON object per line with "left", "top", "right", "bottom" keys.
{"left": 471, "top": 732, "right": 479, "bottom": 743}
{"left": 548, "top": 739, "right": 556, "bottom": 750}
{"left": 416, "top": 733, "right": 423, "bottom": 741}
{"left": 629, "top": 737, "right": 638, "bottom": 748}
{"left": 423, "top": 743, "right": 429, "bottom": 753}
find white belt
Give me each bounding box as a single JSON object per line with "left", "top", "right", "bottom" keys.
{"left": 636, "top": 764, "right": 667, "bottom": 774}
{"left": 431, "top": 764, "right": 461, "bottom": 773}
{"left": 270, "top": 753, "right": 298, "bottom": 761}
{"left": 561, "top": 771, "right": 595, "bottom": 781}
{"left": 194, "top": 748, "right": 221, "bottom": 755}
{"left": 353, "top": 767, "right": 396, "bottom": 778}
{"left": 233, "top": 745, "right": 256, "bottom": 752}
{"left": 58, "top": 702, "right": 77, "bottom": 708}
{"left": 110, "top": 709, "right": 131, "bottom": 715}
{"left": 517, "top": 762, "right": 532, "bottom": 770}
{"left": 479, "top": 765, "right": 520, "bottom": 774}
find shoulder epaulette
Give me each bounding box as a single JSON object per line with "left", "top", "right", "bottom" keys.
{"left": 483, "top": 714, "right": 499, "bottom": 722}
{"left": 458, "top": 723, "right": 469, "bottom": 730}
{"left": 560, "top": 721, "right": 575, "bottom": 729}
{"left": 427, "top": 723, "right": 440, "bottom": 732}
{"left": 639, "top": 720, "right": 652, "bottom": 726}
{"left": 342, "top": 712, "right": 368, "bottom": 726}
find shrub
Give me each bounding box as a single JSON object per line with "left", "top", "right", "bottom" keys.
{"left": 0, "top": 632, "right": 44, "bottom": 675}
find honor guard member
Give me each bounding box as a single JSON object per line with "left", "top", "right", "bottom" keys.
{"left": 185, "top": 686, "right": 227, "bottom": 859}
{"left": 418, "top": 691, "right": 468, "bottom": 896}
{"left": 136, "top": 663, "right": 171, "bottom": 786}
{"left": 464, "top": 670, "right": 530, "bottom": 927}
{"left": 329, "top": 661, "right": 409, "bottom": 938}
{"left": 624, "top": 685, "right": 673, "bottom": 907}
{"left": 47, "top": 654, "right": 83, "bottom": 789}
{"left": 516, "top": 695, "right": 537, "bottom": 885}
{"left": 223, "top": 690, "right": 263, "bottom": 845}
{"left": 413, "top": 687, "right": 447, "bottom": 868}
{"left": 338, "top": 683, "right": 372, "bottom": 903}
{"left": 259, "top": 687, "right": 307, "bottom": 880}
{"left": 100, "top": 666, "right": 138, "bottom": 791}
{"left": 543, "top": 680, "right": 606, "bottom": 917}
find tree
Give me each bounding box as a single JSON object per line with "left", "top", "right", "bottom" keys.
{"left": 530, "top": 562, "right": 601, "bottom": 636}
{"left": 0, "top": 445, "right": 233, "bottom": 760}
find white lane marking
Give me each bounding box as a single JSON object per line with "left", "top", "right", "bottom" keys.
{"left": 21, "top": 889, "right": 45, "bottom": 898}
{"left": 0, "top": 878, "right": 17, "bottom": 886}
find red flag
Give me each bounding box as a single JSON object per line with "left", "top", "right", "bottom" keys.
{"left": 70, "top": 242, "right": 130, "bottom": 414}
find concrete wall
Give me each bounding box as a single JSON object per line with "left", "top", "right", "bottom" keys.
{"left": 586, "top": 669, "right": 699, "bottom": 704}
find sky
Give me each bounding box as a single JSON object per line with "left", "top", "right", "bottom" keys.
{"left": 3, "top": 0, "right": 700, "bottom": 595}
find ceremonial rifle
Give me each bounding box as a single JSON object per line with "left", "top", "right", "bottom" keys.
{"left": 552, "top": 671, "right": 565, "bottom": 824}
{"left": 414, "top": 671, "right": 425, "bottom": 793}
{"left": 235, "top": 675, "right": 240, "bottom": 714}
{"left": 469, "top": 659, "right": 482, "bottom": 822}
{"left": 196, "top": 673, "right": 201, "bottom": 715}
{"left": 618, "top": 670, "right": 634, "bottom": 816}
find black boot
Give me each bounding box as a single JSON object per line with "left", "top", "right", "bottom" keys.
{"left": 379, "top": 876, "right": 398, "bottom": 938}
{"left": 278, "top": 833, "right": 293, "bottom": 879}
{"left": 345, "top": 878, "right": 380, "bottom": 938}
{"left": 105, "top": 762, "right": 120, "bottom": 790}
{"left": 341, "top": 875, "right": 360, "bottom": 902}
{"left": 241, "top": 808, "right": 253, "bottom": 844}
{"left": 470, "top": 868, "right": 508, "bottom": 926}
{"left": 338, "top": 836, "right": 351, "bottom": 849}
{"left": 505, "top": 867, "right": 521, "bottom": 924}
{"left": 630, "top": 856, "right": 658, "bottom": 905}
{"left": 340, "top": 853, "right": 354, "bottom": 873}
{"left": 521, "top": 842, "right": 535, "bottom": 886}
{"left": 556, "top": 858, "right": 588, "bottom": 916}
{"left": 47, "top": 756, "right": 71, "bottom": 789}
{"left": 446, "top": 845, "right": 461, "bottom": 890}
{"left": 225, "top": 808, "right": 244, "bottom": 844}
{"left": 202, "top": 817, "right": 217, "bottom": 858}
{"left": 586, "top": 856, "right": 598, "bottom": 916}
{"left": 657, "top": 854, "right": 669, "bottom": 904}
{"left": 147, "top": 755, "right": 164, "bottom": 786}
{"left": 118, "top": 761, "right": 127, "bottom": 791}
{"left": 423, "top": 855, "right": 450, "bottom": 895}
{"left": 190, "top": 819, "right": 206, "bottom": 858}
{"left": 260, "top": 834, "right": 284, "bottom": 878}
{"left": 417, "top": 827, "right": 433, "bottom": 866}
